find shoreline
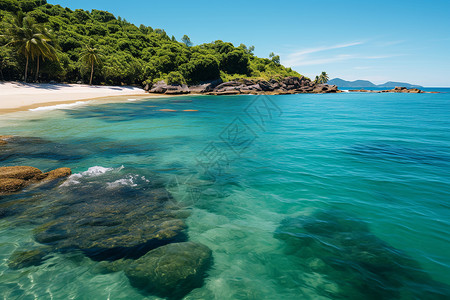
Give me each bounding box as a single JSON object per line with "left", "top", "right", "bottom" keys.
{"left": 0, "top": 82, "right": 151, "bottom": 114}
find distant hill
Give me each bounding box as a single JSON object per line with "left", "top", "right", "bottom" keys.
{"left": 328, "top": 78, "right": 422, "bottom": 88}
{"left": 328, "top": 78, "right": 376, "bottom": 88}
{"left": 377, "top": 81, "right": 423, "bottom": 88}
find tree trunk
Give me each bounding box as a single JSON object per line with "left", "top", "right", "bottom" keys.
{"left": 24, "top": 54, "right": 29, "bottom": 82}
{"left": 89, "top": 60, "right": 94, "bottom": 85}
{"left": 35, "top": 56, "right": 40, "bottom": 82}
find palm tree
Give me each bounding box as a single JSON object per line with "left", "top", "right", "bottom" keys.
{"left": 317, "top": 71, "right": 329, "bottom": 84}
{"left": 314, "top": 75, "right": 319, "bottom": 84}
{"left": 5, "top": 13, "right": 57, "bottom": 82}
{"left": 80, "top": 45, "right": 101, "bottom": 85}
{"left": 34, "top": 27, "right": 58, "bottom": 82}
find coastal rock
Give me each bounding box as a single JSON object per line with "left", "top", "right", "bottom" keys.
{"left": 0, "top": 178, "right": 26, "bottom": 193}
{"left": 0, "top": 166, "right": 43, "bottom": 180}
{"left": 42, "top": 167, "right": 72, "bottom": 181}
{"left": 258, "top": 80, "right": 275, "bottom": 91}
{"left": 0, "top": 166, "right": 72, "bottom": 194}
{"left": 189, "top": 79, "right": 222, "bottom": 93}
{"left": 164, "top": 84, "right": 190, "bottom": 95}
{"left": 149, "top": 80, "right": 169, "bottom": 93}
{"left": 106, "top": 242, "right": 212, "bottom": 299}
{"left": 0, "top": 135, "right": 13, "bottom": 145}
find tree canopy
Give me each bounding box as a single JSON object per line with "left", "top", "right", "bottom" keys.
{"left": 0, "top": 0, "right": 303, "bottom": 85}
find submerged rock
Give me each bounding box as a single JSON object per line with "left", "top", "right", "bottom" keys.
{"left": 103, "top": 242, "right": 212, "bottom": 299}
{"left": 8, "top": 248, "right": 51, "bottom": 269}
{"left": 275, "top": 209, "right": 450, "bottom": 299}
{"left": 32, "top": 169, "right": 189, "bottom": 260}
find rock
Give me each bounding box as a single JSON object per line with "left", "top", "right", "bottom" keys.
{"left": 0, "top": 166, "right": 43, "bottom": 180}
{"left": 0, "top": 135, "right": 13, "bottom": 145}
{"left": 8, "top": 248, "right": 50, "bottom": 269}
{"left": 33, "top": 171, "right": 188, "bottom": 260}
{"left": 149, "top": 80, "right": 169, "bottom": 93}
{"left": 0, "top": 166, "right": 72, "bottom": 195}
{"left": 258, "top": 80, "right": 275, "bottom": 91}
{"left": 213, "top": 80, "right": 242, "bottom": 91}
{"left": 144, "top": 83, "right": 151, "bottom": 91}
{"left": 42, "top": 168, "right": 72, "bottom": 181}
{"left": 164, "top": 84, "right": 190, "bottom": 95}
{"left": 0, "top": 178, "right": 26, "bottom": 193}
{"left": 189, "top": 79, "right": 222, "bottom": 93}
{"left": 116, "top": 242, "right": 212, "bottom": 299}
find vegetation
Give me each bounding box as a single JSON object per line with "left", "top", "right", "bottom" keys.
{"left": 315, "top": 71, "right": 329, "bottom": 84}
{"left": 0, "top": 0, "right": 303, "bottom": 85}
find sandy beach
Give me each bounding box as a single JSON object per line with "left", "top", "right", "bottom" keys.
{"left": 0, "top": 82, "right": 148, "bottom": 113}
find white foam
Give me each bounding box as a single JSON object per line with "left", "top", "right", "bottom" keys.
{"left": 127, "top": 98, "right": 137, "bottom": 101}
{"left": 61, "top": 166, "right": 115, "bottom": 187}
{"left": 106, "top": 176, "right": 138, "bottom": 189}
{"left": 29, "top": 101, "right": 89, "bottom": 111}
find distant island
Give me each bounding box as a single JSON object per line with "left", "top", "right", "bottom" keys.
{"left": 328, "top": 78, "right": 423, "bottom": 89}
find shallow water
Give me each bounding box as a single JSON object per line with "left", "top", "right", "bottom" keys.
{"left": 0, "top": 92, "right": 449, "bottom": 299}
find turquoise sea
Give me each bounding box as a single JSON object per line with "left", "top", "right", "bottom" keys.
{"left": 1, "top": 91, "right": 449, "bottom": 299}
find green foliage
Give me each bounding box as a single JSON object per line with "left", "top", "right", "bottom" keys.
{"left": 166, "top": 71, "right": 185, "bottom": 85}
{"left": 0, "top": 0, "right": 303, "bottom": 84}
{"left": 316, "top": 71, "right": 329, "bottom": 84}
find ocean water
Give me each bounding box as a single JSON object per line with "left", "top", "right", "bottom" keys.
{"left": 0, "top": 91, "right": 449, "bottom": 299}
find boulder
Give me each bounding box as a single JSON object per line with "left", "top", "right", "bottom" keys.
{"left": 258, "top": 80, "right": 275, "bottom": 91}
{"left": 0, "top": 178, "right": 26, "bottom": 193}
{"left": 189, "top": 79, "right": 222, "bottom": 93}
{"left": 33, "top": 176, "right": 188, "bottom": 260}
{"left": 108, "top": 242, "right": 212, "bottom": 299}
{"left": 0, "top": 166, "right": 43, "bottom": 180}
{"left": 164, "top": 84, "right": 190, "bottom": 95}
{"left": 0, "top": 166, "right": 72, "bottom": 195}
{"left": 42, "top": 168, "right": 72, "bottom": 181}
{"left": 149, "top": 80, "right": 169, "bottom": 94}
{"left": 214, "top": 80, "right": 242, "bottom": 91}
{"left": 0, "top": 135, "right": 13, "bottom": 145}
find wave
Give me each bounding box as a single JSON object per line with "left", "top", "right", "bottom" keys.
{"left": 29, "top": 101, "right": 89, "bottom": 111}
{"left": 61, "top": 165, "right": 123, "bottom": 186}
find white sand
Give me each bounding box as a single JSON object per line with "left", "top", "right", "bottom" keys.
{"left": 0, "top": 82, "right": 148, "bottom": 112}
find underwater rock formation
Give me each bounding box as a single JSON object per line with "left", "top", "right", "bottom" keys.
{"left": 274, "top": 209, "right": 450, "bottom": 299}
{"left": 102, "top": 242, "right": 212, "bottom": 299}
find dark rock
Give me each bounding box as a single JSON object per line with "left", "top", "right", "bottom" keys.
{"left": 214, "top": 80, "right": 242, "bottom": 91}
{"left": 149, "top": 80, "right": 169, "bottom": 93}
{"left": 189, "top": 79, "right": 222, "bottom": 93}
{"left": 107, "top": 242, "right": 212, "bottom": 299}
{"left": 258, "top": 80, "right": 275, "bottom": 91}
{"left": 164, "top": 84, "right": 190, "bottom": 95}
{"left": 8, "top": 248, "right": 50, "bottom": 269}
{"left": 33, "top": 170, "right": 188, "bottom": 261}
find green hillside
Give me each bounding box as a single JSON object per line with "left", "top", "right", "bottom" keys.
{"left": 0, "top": 0, "right": 301, "bottom": 85}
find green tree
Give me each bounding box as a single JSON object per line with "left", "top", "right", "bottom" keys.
{"left": 5, "top": 12, "right": 56, "bottom": 82}
{"left": 80, "top": 45, "right": 101, "bottom": 85}
{"left": 269, "top": 52, "right": 280, "bottom": 65}
{"left": 181, "top": 34, "right": 192, "bottom": 47}
{"left": 317, "top": 71, "right": 329, "bottom": 84}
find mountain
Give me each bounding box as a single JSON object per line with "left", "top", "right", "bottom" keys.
{"left": 328, "top": 78, "right": 376, "bottom": 88}
{"left": 328, "top": 78, "right": 423, "bottom": 88}
{"left": 377, "top": 81, "right": 423, "bottom": 88}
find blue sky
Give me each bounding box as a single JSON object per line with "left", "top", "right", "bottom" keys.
{"left": 50, "top": 0, "right": 450, "bottom": 86}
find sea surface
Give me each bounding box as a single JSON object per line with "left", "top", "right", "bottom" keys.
{"left": 0, "top": 90, "right": 449, "bottom": 299}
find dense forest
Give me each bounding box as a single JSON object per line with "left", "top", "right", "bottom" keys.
{"left": 0, "top": 0, "right": 303, "bottom": 86}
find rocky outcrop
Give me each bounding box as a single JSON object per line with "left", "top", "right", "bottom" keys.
{"left": 147, "top": 80, "right": 190, "bottom": 95}
{"left": 0, "top": 135, "right": 13, "bottom": 145}
{"left": 349, "top": 87, "right": 428, "bottom": 93}
{"left": 0, "top": 166, "right": 71, "bottom": 194}
{"left": 102, "top": 242, "right": 212, "bottom": 299}
{"left": 145, "top": 76, "right": 340, "bottom": 96}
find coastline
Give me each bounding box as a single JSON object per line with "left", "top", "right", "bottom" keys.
{"left": 0, "top": 82, "right": 150, "bottom": 114}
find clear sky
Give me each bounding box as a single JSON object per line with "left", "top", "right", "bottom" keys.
{"left": 50, "top": 0, "right": 450, "bottom": 86}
